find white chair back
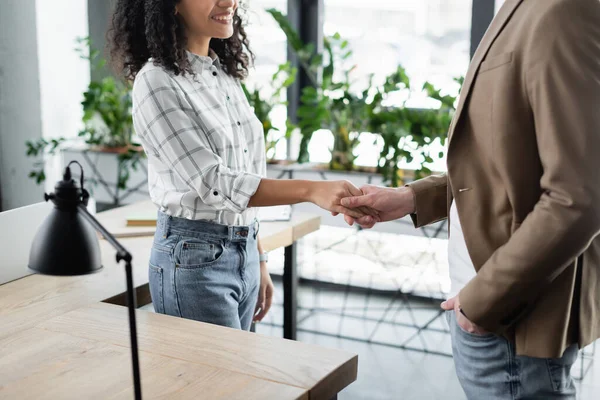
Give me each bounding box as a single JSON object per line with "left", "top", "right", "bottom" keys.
{"left": 0, "top": 202, "right": 53, "bottom": 285}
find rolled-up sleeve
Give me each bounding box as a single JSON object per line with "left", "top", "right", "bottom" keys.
{"left": 133, "top": 69, "right": 261, "bottom": 214}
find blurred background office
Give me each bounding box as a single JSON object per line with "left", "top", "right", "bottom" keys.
{"left": 0, "top": 1, "right": 598, "bottom": 399}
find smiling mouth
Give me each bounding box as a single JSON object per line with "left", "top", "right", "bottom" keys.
{"left": 211, "top": 14, "right": 233, "bottom": 22}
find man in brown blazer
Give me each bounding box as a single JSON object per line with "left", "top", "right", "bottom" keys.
{"left": 339, "top": 0, "right": 600, "bottom": 398}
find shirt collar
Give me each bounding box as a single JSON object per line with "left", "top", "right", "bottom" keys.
{"left": 186, "top": 49, "right": 220, "bottom": 72}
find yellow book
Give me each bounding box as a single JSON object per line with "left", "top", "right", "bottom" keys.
{"left": 126, "top": 214, "right": 157, "bottom": 227}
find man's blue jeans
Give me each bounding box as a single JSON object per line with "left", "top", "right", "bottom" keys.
{"left": 447, "top": 311, "right": 578, "bottom": 399}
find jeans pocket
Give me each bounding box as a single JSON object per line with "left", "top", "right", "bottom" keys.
{"left": 545, "top": 346, "right": 578, "bottom": 392}
{"left": 546, "top": 360, "right": 572, "bottom": 392}
{"left": 173, "top": 237, "right": 225, "bottom": 269}
{"left": 149, "top": 263, "right": 165, "bottom": 314}
{"left": 452, "top": 311, "right": 495, "bottom": 340}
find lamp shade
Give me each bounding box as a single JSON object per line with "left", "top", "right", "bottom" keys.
{"left": 28, "top": 173, "right": 102, "bottom": 276}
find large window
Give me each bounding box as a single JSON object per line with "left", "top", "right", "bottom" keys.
{"left": 244, "top": 0, "right": 288, "bottom": 160}
{"left": 304, "top": 0, "right": 473, "bottom": 170}
{"left": 324, "top": 0, "right": 471, "bottom": 107}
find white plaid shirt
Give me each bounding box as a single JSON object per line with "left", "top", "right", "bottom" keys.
{"left": 132, "top": 51, "right": 266, "bottom": 225}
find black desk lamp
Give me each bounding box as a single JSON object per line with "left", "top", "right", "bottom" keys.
{"left": 28, "top": 161, "right": 142, "bottom": 400}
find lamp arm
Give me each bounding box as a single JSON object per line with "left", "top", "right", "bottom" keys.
{"left": 76, "top": 202, "right": 142, "bottom": 400}
{"left": 77, "top": 203, "right": 132, "bottom": 263}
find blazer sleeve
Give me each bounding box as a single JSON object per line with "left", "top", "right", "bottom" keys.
{"left": 406, "top": 174, "right": 448, "bottom": 228}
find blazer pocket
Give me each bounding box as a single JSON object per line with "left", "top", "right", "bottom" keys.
{"left": 479, "top": 52, "right": 513, "bottom": 74}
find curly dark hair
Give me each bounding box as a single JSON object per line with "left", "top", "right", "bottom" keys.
{"left": 108, "top": 0, "right": 254, "bottom": 81}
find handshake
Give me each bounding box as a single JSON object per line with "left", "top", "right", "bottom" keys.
{"left": 308, "top": 180, "right": 416, "bottom": 229}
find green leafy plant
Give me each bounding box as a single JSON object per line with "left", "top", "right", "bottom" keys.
{"left": 242, "top": 61, "right": 298, "bottom": 161}
{"left": 371, "top": 77, "right": 461, "bottom": 186}
{"left": 268, "top": 9, "right": 459, "bottom": 176}
{"left": 76, "top": 36, "right": 134, "bottom": 148}
{"left": 26, "top": 37, "right": 143, "bottom": 190}
{"left": 263, "top": 14, "right": 461, "bottom": 181}
{"left": 25, "top": 138, "right": 66, "bottom": 184}
{"left": 269, "top": 8, "right": 365, "bottom": 170}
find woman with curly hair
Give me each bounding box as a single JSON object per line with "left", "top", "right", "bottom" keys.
{"left": 109, "top": 0, "right": 377, "bottom": 331}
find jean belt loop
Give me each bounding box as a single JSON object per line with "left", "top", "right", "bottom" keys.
{"left": 162, "top": 215, "right": 171, "bottom": 238}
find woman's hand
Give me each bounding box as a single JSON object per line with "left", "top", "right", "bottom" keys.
{"left": 254, "top": 262, "right": 274, "bottom": 322}
{"left": 309, "top": 180, "right": 381, "bottom": 220}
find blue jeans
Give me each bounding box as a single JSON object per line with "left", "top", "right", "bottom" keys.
{"left": 148, "top": 211, "right": 260, "bottom": 331}
{"left": 447, "top": 311, "right": 578, "bottom": 399}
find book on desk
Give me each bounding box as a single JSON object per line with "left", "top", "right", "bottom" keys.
{"left": 126, "top": 205, "right": 293, "bottom": 227}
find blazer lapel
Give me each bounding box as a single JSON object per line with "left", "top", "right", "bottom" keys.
{"left": 448, "top": 0, "right": 524, "bottom": 143}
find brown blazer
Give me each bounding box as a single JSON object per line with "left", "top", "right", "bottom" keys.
{"left": 408, "top": 0, "right": 600, "bottom": 358}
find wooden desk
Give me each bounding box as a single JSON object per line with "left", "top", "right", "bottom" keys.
{"left": 0, "top": 202, "right": 356, "bottom": 399}
{"left": 1, "top": 302, "right": 356, "bottom": 399}
{"left": 96, "top": 200, "right": 317, "bottom": 340}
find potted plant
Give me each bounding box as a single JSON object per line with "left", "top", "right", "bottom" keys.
{"left": 269, "top": 9, "right": 366, "bottom": 171}
{"left": 26, "top": 37, "right": 143, "bottom": 191}
{"left": 242, "top": 61, "right": 298, "bottom": 163}
{"left": 268, "top": 9, "right": 459, "bottom": 179}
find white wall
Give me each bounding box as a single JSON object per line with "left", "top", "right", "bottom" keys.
{"left": 0, "top": 0, "right": 45, "bottom": 210}
{"left": 36, "top": 0, "right": 90, "bottom": 190}
{"left": 0, "top": 0, "right": 90, "bottom": 210}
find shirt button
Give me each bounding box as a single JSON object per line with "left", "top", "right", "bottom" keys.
{"left": 213, "top": 190, "right": 218, "bottom": 196}
{"left": 237, "top": 121, "right": 241, "bottom": 126}
{"left": 244, "top": 149, "right": 248, "bottom": 153}
{"left": 226, "top": 95, "right": 230, "bottom": 101}
{"left": 212, "top": 71, "right": 217, "bottom": 76}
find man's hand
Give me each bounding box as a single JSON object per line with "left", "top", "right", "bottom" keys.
{"left": 441, "top": 295, "right": 489, "bottom": 335}
{"left": 333, "top": 185, "right": 415, "bottom": 229}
